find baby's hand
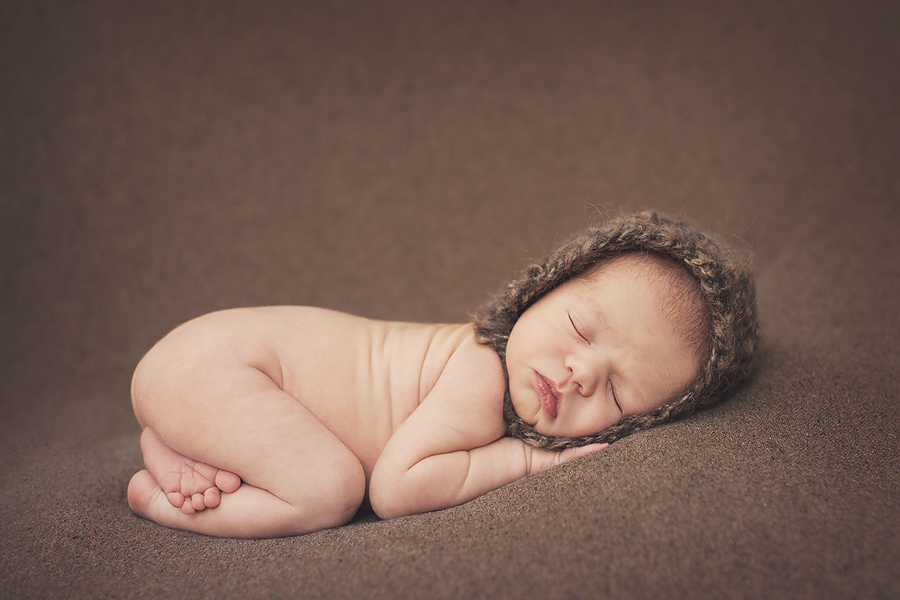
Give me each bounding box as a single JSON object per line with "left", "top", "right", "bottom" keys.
{"left": 525, "top": 443, "right": 609, "bottom": 475}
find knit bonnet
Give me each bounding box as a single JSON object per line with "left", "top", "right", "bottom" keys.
{"left": 472, "top": 211, "right": 758, "bottom": 449}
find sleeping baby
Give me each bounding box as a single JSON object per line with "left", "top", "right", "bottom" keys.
{"left": 127, "top": 212, "right": 758, "bottom": 538}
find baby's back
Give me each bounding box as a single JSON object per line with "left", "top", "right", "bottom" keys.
{"left": 145, "top": 306, "right": 476, "bottom": 478}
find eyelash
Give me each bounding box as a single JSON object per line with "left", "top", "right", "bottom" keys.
{"left": 568, "top": 313, "right": 589, "bottom": 342}
{"left": 608, "top": 380, "right": 623, "bottom": 414}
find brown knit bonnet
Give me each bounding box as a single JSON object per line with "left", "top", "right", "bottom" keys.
{"left": 472, "top": 211, "right": 758, "bottom": 449}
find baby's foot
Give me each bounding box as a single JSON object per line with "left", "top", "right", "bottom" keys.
{"left": 138, "top": 427, "right": 241, "bottom": 514}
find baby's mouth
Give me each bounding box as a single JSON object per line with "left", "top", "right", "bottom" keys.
{"left": 534, "top": 372, "right": 560, "bottom": 418}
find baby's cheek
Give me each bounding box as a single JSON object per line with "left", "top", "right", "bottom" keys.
{"left": 509, "top": 387, "right": 539, "bottom": 425}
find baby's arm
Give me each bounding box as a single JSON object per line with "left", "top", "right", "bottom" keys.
{"left": 369, "top": 338, "right": 605, "bottom": 519}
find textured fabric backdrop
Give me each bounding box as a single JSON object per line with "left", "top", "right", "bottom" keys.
{"left": 2, "top": 1, "right": 898, "bottom": 598}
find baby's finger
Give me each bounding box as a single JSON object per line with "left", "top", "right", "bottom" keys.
{"left": 563, "top": 443, "right": 609, "bottom": 462}
{"left": 583, "top": 442, "right": 609, "bottom": 454}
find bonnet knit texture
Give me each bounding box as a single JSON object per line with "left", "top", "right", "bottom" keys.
{"left": 472, "top": 211, "right": 758, "bottom": 449}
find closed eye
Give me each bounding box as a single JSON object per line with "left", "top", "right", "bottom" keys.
{"left": 568, "top": 312, "right": 589, "bottom": 342}
{"left": 608, "top": 380, "right": 623, "bottom": 415}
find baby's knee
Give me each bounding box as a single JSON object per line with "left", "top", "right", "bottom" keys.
{"left": 302, "top": 454, "right": 366, "bottom": 528}
{"left": 327, "top": 457, "right": 366, "bottom": 522}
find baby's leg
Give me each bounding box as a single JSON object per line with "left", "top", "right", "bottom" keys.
{"left": 127, "top": 321, "right": 365, "bottom": 538}
{"left": 136, "top": 427, "right": 241, "bottom": 514}
{"left": 128, "top": 381, "right": 365, "bottom": 537}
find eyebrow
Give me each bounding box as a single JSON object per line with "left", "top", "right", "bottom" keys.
{"left": 580, "top": 294, "right": 616, "bottom": 340}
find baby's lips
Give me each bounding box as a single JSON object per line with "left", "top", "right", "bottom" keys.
{"left": 534, "top": 372, "right": 560, "bottom": 418}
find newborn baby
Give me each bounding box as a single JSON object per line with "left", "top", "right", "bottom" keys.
{"left": 127, "top": 212, "right": 757, "bottom": 538}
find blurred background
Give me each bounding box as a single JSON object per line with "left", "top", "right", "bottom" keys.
{"left": 1, "top": 2, "right": 898, "bottom": 597}
{"left": 4, "top": 1, "right": 895, "bottom": 451}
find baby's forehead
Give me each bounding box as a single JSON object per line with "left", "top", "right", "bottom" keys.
{"left": 581, "top": 251, "right": 686, "bottom": 285}
{"left": 569, "top": 254, "right": 682, "bottom": 310}
{"left": 577, "top": 251, "right": 707, "bottom": 335}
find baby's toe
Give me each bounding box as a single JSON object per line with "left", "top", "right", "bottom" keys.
{"left": 166, "top": 491, "right": 186, "bottom": 509}
{"left": 215, "top": 470, "right": 241, "bottom": 494}
{"left": 191, "top": 492, "right": 207, "bottom": 512}
{"left": 204, "top": 487, "right": 222, "bottom": 509}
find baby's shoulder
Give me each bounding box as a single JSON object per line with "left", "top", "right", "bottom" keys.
{"left": 436, "top": 326, "right": 507, "bottom": 407}
{"left": 412, "top": 320, "right": 496, "bottom": 367}
{"left": 451, "top": 326, "right": 505, "bottom": 380}
{"left": 410, "top": 327, "right": 507, "bottom": 442}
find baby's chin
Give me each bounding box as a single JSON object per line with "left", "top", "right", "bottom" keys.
{"left": 515, "top": 409, "right": 558, "bottom": 436}
{"left": 509, "top": 394, "right": 543, "bottom": 427}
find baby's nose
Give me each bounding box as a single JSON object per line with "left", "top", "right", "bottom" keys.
{"left": 570, "top": 362, "right": 598, "bottom": 397}
{"left": 576, "top": 374, "right": 597, "bottom": 397}
{"left": 567, "top": 350, "right": 605, "bottom": 397}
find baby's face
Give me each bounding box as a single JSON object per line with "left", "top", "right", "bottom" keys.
{"left": 505, "top": 256, "right": 701, "bottom": 438}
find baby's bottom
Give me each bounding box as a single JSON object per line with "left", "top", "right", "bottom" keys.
{"left": 128, "top": 366, "right": 365, "bottom": 538}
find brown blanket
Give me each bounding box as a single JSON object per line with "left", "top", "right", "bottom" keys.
{"left": 2, "top": 1, "right": 898, "bottom": 598}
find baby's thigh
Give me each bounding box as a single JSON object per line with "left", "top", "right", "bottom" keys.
{"left": 227, "top": 385, "right": 366, "bottom": 525}
{"left": 133, "top": 343, "right": 365, "bottom": 522}
{"left": 174, "top": 379, "right": 365, "bottom": 523}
